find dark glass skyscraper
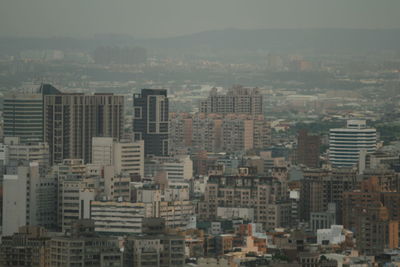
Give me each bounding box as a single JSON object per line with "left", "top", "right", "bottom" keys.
{"left": 133, "top": 89, "right": 169, "bottom": 156}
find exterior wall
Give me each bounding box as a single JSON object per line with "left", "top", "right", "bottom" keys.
{"left": 92, "top": 137, "right": 145, "bottom": 178}
{"left": 58, "top": 178, "right": 96, "bottom": 232}
{"left": 92, "top": 137, "right": 113, "bottom": 165}
{"left": 3, "top": 92, "right": 44, "bottom": 144}
{"left": 2, "top": 173, "right": 27, "bottom": 236}
{"left": 202, "top": 175, "right": 284, "bottom": 229}
{"left": 158, "top": 200, "right": 195, "bottom": 229}
{"left": 217, "top": 207, "right": 254, "bottom": 220}
{"left": 125, "top": 236, "right": 185, "bottom": 267}
{"left": 297, "top": 130, "right": 321, "bottom": 168}
{"left": 90, "top": 201, "right": 148, "bottom": 234}
{"left": 5, "top": 138, "right": 50, "bottom": 167}
{"left": 2, "top": 163, "right": 57, "bottom": 235}
{"left": 114, "top": 140, "right": 144, "bottom": 177}
{"left": 200, "top": 86, "right": 263, "bottom": 115}
{"left": 0, "top": 226, "right": 50, "bottom": 267}
{"left": 329, "top": 120, "right": 376, "bottom": 167}
{"left": 170, "top": 113, "right": 270, "bottom": 153}
{"left": 133, "top": 89, "right": 169, "bottom": 157}
{"left": 50, "top": 237, "right": 121, "bottom": 266}
{"left": 44, "top": 94, "right": 124, "bottom": 164}
{"left": 310, "top": 211, "right": 336, "bottom": 232}
{"left": 162, "top": 155, "right": 193, "bottom": 180}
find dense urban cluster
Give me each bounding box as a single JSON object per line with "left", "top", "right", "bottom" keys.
{"left": 0, "top": 23, "right": 400, "bottom": 267}
{"left": 0, "top": 74, "right": 399, "bottom": 267}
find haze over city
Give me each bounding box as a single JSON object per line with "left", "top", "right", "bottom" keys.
{"left": 1, "top": 0, "right": 400, "bottom": 38}
{"left": 0, "top": 1, "right": 400, "bottom": 267}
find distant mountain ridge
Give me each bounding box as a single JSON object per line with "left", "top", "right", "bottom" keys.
{"left": 139, "top": 28, "right": 400, "bottom": 52}
{"left": 1, "top": 28, "right": 400, "bottom": 55}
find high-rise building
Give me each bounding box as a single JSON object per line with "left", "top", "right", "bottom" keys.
{"left": 3, "top": 84, "right": 60, "bottom": 144}
{"left": 3, "top": 92, "right": 43, "bottom": 144}
{"left": 329, "top": 120, "right": 377, "bottom": 167}
{"left": 297, "top": 130, "right": 321, "bottom": 168}
{"left": 200, "top": 86, "right": 263, "bottom": 115}
{"left": 169, "top": 113, "right": 271, "bottom": 153}
{"left": 44, "top": 93, "right": 124, "bottom": 164}
{"left": 133, "top": 89, "right": 169, "bottom": 156}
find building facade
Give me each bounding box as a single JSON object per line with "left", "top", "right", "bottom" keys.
{"left": 3, "top": 92, "right": 44, "bottom": 144}
{"left": 329, "top": 120, "right": 377, "bottom": 167}
{"left": 92, "top": 137, "right": 144, "bottom": 178}
{"left": 90, "top": 201, "right": 150, "bottom": 235}
{"left": 3, "top": 84, "right": 61, "bottom": 144}
{"left": 133, "top": 89, "right": 169, "bottom": 156}
{"left": 297, "top": 130, "right": 321, "bottom": 168}
{"left": 200, "top": 86, "right": 263, "bottom": 115}
{"left": 2, "top": 162, "right": 57, "bottom": 236}
{"left": 44, "top": 93, "right": 124, "bottom": 164}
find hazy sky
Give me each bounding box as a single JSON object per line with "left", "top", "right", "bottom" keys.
{"left": 1, "top": 0, "right": 400, "bottom": 38}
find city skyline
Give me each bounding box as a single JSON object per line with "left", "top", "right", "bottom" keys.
{"left": 0, "top": 1, "right": 400, "bottom": 265}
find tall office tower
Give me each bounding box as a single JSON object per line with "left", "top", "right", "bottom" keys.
{"left": 329, "top": 120, "right": 377, "bottom": 168}
{"left": 3, "top": 92, "right": 43, "bottom": 144}
{"left": 297, "top": 130, "right": 321, "bottom": 168}
{"left": 133, "top": 89, "right": 169, "bottom": 156}
{"left": 3, "top": 84, "right": 60, "bottom": 144}
{"left": 44, "top": 93, "right": 124, "bottom": 164}
{"left": 200, "top": 85, "right": 263, "bottom": 115}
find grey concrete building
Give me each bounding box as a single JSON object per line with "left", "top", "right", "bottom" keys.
{"left": 200, "top": 86, "right": 263, "bottom": 115}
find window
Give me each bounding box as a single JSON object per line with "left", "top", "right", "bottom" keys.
{"left": 134, "top": 107, "right": 142, "bottom": 119}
